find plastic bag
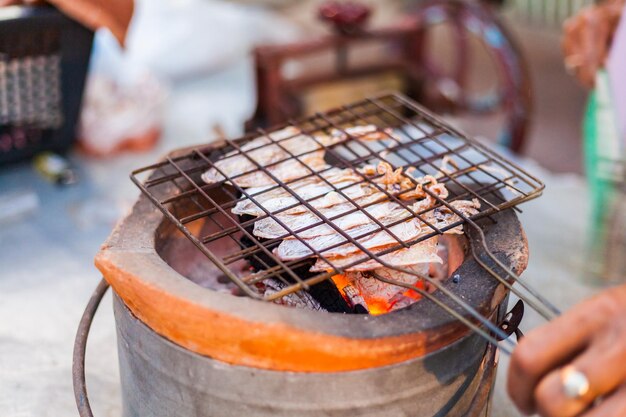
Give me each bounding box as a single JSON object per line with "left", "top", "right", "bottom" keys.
{"left": 583, "top": 70, "right": 626, "bottom": 283}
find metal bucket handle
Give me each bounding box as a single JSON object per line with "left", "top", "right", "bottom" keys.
{"left": 72, "top": 278, "right": 110, "bottom": 417}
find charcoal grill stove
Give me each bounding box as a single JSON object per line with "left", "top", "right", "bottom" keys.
{"left": 74, "top": 93, "right": 556, "bottom": 417}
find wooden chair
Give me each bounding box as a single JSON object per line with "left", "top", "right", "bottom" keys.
{"left": 246, "top": 0, "right": 532, "bottom": 153}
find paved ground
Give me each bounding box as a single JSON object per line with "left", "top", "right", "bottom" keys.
{"left": 510, "top": 23, "right": 588, "bottom": 174}
{"left": 0, "top": 62, "right": 257, "bottom": 417}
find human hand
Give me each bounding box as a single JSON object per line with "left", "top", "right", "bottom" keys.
{"left": 562, "top": 0, "right": 624, "bottom": 88}
{"left": 507, "top": 284, "right": 626, "bottom": 416}
{"left": 0, "top": 0, "right": 133, "bottom": 45}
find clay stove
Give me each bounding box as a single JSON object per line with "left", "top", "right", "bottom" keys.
{"left": 102, "top": 191, "right": 524, "bottom": 417}
{"left": 76, "top": 93, "right": 545, "bottom": 417}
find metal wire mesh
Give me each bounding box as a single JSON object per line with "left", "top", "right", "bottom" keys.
{"left": 132, "top": 91, "right": 545, "bottom": 303}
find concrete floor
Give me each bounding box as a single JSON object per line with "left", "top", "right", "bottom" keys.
{"left": 512, "top": 23, "right": 588, "bottom": 174}
{"left": 0, "top": 140, "right": 597, "bottom": 417}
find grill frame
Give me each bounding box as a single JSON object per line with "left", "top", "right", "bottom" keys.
{"left": 131, "top": 93, "right": 543, "bottom": 306}
{"left": 95, "top": 168, "right": 529, "bottom": 370}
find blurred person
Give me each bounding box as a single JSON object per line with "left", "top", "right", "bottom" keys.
{"left": 508, "top": 2, "right": 626, "bottom": 416}
{"left": 0, "top": 0, "right": 298, "bottom": 155}
{"left": 562, "top": 0, "right": 625, "bottom": 89}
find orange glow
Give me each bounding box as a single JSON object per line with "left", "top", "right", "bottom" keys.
{"left": 331, "top": 274, "right": 425, "bottom": 315}
{"left": 331, "top": 274, "right": 357, "bottom": 307}
{"left": 402, "top": 280, "right": 425, "bottom": 300}
{"left": 367, "top": 298, "right": 393, "bottom": 315}
{"left": 331, "top": 274, "right": 352, "bottom": 291}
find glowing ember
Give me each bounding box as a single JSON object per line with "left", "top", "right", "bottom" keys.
{"left": 331, "top": 274, "right": 353, "bottom": 292}
{"left": 332, "top": 273, "right": 426, "bottom": 315}
{"left": 402, "top": 284, "right": 424, "bottom": 300}
{"left": 366, "top": 298, "right": 392, "bottom": 316}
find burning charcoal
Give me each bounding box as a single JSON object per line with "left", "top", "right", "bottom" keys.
{"left": 342, "top": 284, "right": 369, "bottom": 314}
{"left": 262, "top": 279, "right": 326, "bottom": 311}
{"left": 348, "top": 263, "right": 431, "bottom": 315}
{"left": 307, "top": 280, "right": 354, "bottom": 313}
{"left": 239, "top": 234, "right": 354, "bottom": 313}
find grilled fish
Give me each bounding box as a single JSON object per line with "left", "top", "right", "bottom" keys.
{"left": 232, "top": 161, "right": 422, "bottom": 217}
{"left": 249, "top": 171, "right": 442, "bottom": 239}
{"left": 234, "top": 174, "right": 367, "bottom": 217}
{"left": 252, "top": 200, "right": 406, "bottom": 240}
{"left": 202, "top": 125, "right": 385, "bottom": 188}
{"left": 271, "top": 184, "right": 465, "bottom": 260}
{"left": 302, "top": 198, "right": 480, "bottom": 271}
{"left": 275, "top": 218, "right": 423, "bottom": 260}
{"left": 203, "top": 121, "right": 488, "bottom": 313}
{"left": 310, "top": 236, "right": 441, "bottom": 272}
{"left": 232, "top": 167, "right": 362, "bottom": 216}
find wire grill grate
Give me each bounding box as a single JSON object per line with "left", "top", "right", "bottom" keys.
{"left": 132, "top": 92, "right": 544, "bottom": 299}
{"left": 131, "top": 92, "right": 560, "bottom": 354}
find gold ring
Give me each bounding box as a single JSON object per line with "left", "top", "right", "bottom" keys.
{"left": 561, "top": 365, "right": 590, "bottom": 399}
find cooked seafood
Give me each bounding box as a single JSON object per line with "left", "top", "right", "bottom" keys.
{"left": 272, "top": 190, "right": 476, "bottom": 261}
{"left": 233, "top": 161, "right": 422, "bottom": 218}
{"left": 206, "top": 150, "right": 329, "bottom": 189}
{"left": 206, "top": 124, "right": 482, "bottom": 314}
{"left": 252, "top": 201, "right": 398, "bottom": 239}
{"left": 232, "top": 167, "right": 362, "bottom": 216}
{"left": 246, "top": 162, "right": 439, "bottom": 240}
{"left": 276, "top": 217, "right": 424, "bottom": 260}
{"left": 310, "top": 236, "right": 442, "bottom": 272}
{"left": 235, "top": 176, "right": 370, "bottom": 217}
{"left": 421, "top": 199, "right": 481, "bottom": 234}
{"left": 202, "top": 124, "right": 386, "bottom": 188}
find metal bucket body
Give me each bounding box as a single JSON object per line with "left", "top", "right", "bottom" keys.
{"left": 114, "top": 294, "right": 497, "bottom": 417}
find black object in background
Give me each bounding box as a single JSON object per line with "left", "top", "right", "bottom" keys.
{"left": 0, "top": 5, "right": 93, "bottom": 166}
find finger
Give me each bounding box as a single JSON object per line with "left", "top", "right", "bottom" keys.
{"left": 562, "top": 9, "right": 586, "bottom": 57}
{"left": 47, "top": 0, "right": 134, "bottom": 45}
{"left": 580, "top": 384, "right": 626, "bottom": 417}
{"left": 508, "top": 321, "right": 589, "bottom": 415}
{"left": 533, "top": 322, "right": 626, "bottom": 417}
{"left": 561, "top": 6, "right": 605, "bottom": 88}
{"left": 578, "top": 8, "right": 605, "bottom": 87}
{"left": 507, "top": 293, "right": 619, "bottom": 414}
{"left": 590, "top": 7, "right": 612, "bottom": 66}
